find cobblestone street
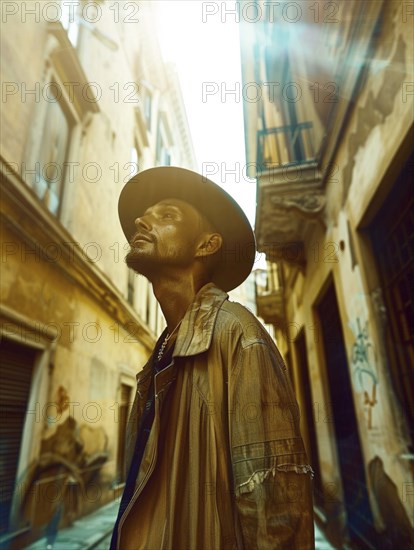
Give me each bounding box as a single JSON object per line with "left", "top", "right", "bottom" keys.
{"left": 25, "top": 500, "right": 336, "bottom": 550}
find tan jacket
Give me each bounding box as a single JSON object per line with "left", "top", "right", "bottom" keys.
{"left": 117, "top": 284, "right": 314, "bottom": 549}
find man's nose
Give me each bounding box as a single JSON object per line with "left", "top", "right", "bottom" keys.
{"left": 134, "top": 214, "right": 151, "bottom": 230}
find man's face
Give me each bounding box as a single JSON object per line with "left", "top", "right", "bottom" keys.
{"left": 125, "top": 198, "right": 208, "bottom": 277}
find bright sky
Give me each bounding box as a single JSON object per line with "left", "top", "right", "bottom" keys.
{"left": 155, "top": 0, "right": 257, "bottom": 228}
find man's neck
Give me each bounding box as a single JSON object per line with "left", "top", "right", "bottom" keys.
{"left": 151, "top": 276, "right": 209, "bottom": 332}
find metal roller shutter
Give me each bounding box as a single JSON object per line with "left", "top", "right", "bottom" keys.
{"left": 0, "top": 338, "right": 37, "bottom": 534}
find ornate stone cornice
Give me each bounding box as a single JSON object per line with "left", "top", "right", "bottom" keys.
{"left": 255, "top": 164, "right": 326, "bottom": 269}
{"left": 270, "top": 191, "right": 326, "bottom": 218}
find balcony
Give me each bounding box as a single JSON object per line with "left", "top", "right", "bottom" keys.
{"left": 256, "top": 289, "right": 285, "bottom": 327}
{"left": 255, "top": 123, "right": 325, "bottom": 267}
{"left": 255, "top": 267, "right": 285, "bottom": 328}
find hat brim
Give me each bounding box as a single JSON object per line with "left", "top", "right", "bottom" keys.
{"left": 118, "top": 166, "right": 256, "bottom": 291}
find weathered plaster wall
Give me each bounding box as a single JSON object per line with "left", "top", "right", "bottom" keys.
{"left": 1, "top": 221, "right": 150, "bottom": 530}
{"left": 284, "top": 1, "right": 414, "bottom": 541}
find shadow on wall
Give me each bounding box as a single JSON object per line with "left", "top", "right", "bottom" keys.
{"left": 368, "top": 456, "right": 414, "bottom": 548}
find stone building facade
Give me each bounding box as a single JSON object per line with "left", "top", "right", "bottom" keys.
{"left": 240, "top": 0, "right": 413, "bottom": 547}
{"left": 0, "top": 1, "right": 196, "bottom": 547}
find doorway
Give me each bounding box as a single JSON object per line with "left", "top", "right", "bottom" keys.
{"left": 370, "top": 152, "right": 414, "bottom": 447}
{"left": 317, "top": 282, "right": 375, "bottom": 547}
{"left": 294, "top": 330, "right": 323, "bottom": 508}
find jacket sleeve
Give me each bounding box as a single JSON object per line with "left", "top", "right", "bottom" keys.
{"left": 229, "top": 338, "right": 314, "bottom": 549}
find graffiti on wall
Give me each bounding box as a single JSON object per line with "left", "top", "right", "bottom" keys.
{"left": 349, "top": 317, "right": 378, "bottom": 429}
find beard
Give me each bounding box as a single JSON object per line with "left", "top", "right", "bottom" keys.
{"left": 125, "top": 244, "right": 158, "bottom": 277}
{"left": 125, "top": 242, "right": 194, "bottom": 279}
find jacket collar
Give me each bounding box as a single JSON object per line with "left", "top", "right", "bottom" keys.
{"left": 172, "top": 283, "right": 228, "bottom": 357}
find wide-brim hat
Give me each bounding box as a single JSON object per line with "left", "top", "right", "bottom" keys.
{"left": 118, "top": 166, "right": 256, "bottom": 291}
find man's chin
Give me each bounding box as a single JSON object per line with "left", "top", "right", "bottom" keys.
{"left": 125, "top": 251, "right": 154, "bottom": 276}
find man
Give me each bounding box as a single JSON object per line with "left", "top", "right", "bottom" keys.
{"left": 110, "top": 167, "right": 314, "bottom": 549}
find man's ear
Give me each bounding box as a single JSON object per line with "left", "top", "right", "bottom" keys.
{"left": 195, "top": 233, "right": 223, "bottom": 258}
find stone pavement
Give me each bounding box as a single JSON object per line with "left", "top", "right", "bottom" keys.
{"left": 25, "top": 499, "right": 335, "bottom": 549}
{"left": 25, "top": 500, "right": 119, "bottom": 550}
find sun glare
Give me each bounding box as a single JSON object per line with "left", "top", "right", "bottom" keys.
{"left": 155, "top": 0, "right": 257, "bottom": 228}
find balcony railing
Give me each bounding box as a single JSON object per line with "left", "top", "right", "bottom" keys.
{"left": 257, "top": 122, "right": 316, "bottom": 169}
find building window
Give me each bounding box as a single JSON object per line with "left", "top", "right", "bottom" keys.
{"left": 116, "top": 383, "right": 133, "bottom": 483}
{"left": 130, "top": 142, "right": 139, "bottom": 177}
{"left": 31, "top": 83, "right": 74, "bottom": 216}
{"left": 154, "top": 304, "right": 159, "bottom": 333}
{"left": 127, "top": 269, "right": 135, "bottom": 305}
{"left": 156, "top": 119, "right": 171, "bottom": 166}
{"left": 60, "top": 0, "right": 80, "bottom": 48}
{"left": 144, "top": 93, "right": 152, "bottom": 129}
{"left": 146, "top": 283, "right": 151, "bottom": 325}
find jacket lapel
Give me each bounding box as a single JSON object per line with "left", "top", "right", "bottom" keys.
{"left": 174, "top": 283, "right": 228, "bottom": 357}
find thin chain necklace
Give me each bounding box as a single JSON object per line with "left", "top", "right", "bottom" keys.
{"left": 156, "top": 320, "right": 182, "bottom": 362}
